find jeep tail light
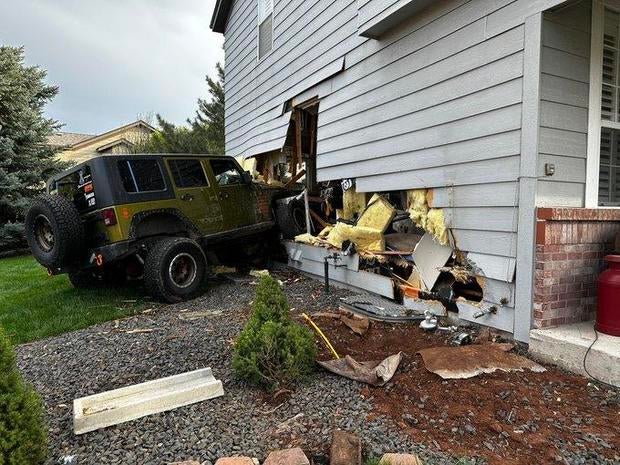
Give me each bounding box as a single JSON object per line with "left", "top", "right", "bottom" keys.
{"left": 102, "top": 208, "right": 117, "bottom": 226}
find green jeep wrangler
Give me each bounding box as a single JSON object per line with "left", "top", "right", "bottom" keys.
{"left": 25, "top": 154, "right": 300, "bottom": 302}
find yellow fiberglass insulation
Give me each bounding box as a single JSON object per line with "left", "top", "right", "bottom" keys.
{"left": 356, "top": 193, "right": 396, "bottom": 233}
{"left": 326, "top": 222, "right": 385, "bottom": 252}
{"left": 426, "top": 208, "right": 448, "bottom": 245}
{"left": 407, "top": 190, "right": 429, "bottom": 230}
{"left": 406, "top": 189, "right": 449, "bottom": 246}
{"left": 341, "top": 188, "right": 368, "bottom": 221}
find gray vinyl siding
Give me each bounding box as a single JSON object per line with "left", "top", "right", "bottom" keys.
{"left": 537, "top": 0, "right": 591, "bottom": 207}
{"left": 222, "top": 0, "right": 573, "bottom": 333}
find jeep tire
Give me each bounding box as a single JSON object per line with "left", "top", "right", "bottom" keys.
{"left": 144, "top": 237, "right": 206, "bottom": 303}
{"left": 25, "top": 195, "right": 84, "bottom": 270}
{"left": 274, "top": 195, "right": 307, "bottom": 239}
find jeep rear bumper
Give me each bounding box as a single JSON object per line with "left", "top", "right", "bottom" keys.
{"left": 48, "top": 240, "right": 139, "bottom": 275}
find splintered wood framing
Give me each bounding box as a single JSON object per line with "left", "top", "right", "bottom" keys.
{"left": 73, "top": 368, "right": 224, "bottom": 435}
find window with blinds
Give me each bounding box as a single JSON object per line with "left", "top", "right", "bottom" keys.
{"left": 599, "top": 8, "right": 620, "bottom": 205}
{"left": 258, "top": 0, "right": 273, "bottom": 59}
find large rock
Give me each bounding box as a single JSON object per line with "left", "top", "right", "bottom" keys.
{"left": 330, "top": 431, "right": 361, "bottom": 465}
{"left": 379, "top": 453, "right": 424, "bottom": 465}
{"left": 215, "top": 458, "right": 258, "bottom": 465}
{"left": 263, "top": 447, "right": 310, "bottom": 465}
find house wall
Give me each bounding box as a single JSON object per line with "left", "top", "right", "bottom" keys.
{"left": 222, "top": 0, "right": 572, "bottom": 339}
{"left": 59, "top": 126, "right": 152, "bottom": 164}
{"left": 537, "top": 0, "right": 591, "bottom": 208}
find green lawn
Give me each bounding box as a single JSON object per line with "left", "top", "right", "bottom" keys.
{"left": 0, "top": 255, "right": 149, "bottom": 344}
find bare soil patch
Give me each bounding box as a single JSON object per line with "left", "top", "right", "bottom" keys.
{"left": 311, "top": 315, "right": 620, "bottom": 465}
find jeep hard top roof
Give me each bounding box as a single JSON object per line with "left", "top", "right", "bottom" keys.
{"left": 47, "top": 153, "right": 232, "bottom": 185}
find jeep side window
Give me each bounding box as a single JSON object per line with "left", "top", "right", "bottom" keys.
{"left": 118, "top": 159, "right": 165, "bottom": 193}
{"left": 168, "top": 159, "right": 209, "bottom": 188}
{"left": 210, "top": 159, "right": 242, "bottom": 186}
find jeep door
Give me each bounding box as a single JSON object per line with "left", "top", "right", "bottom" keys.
{"left": 206, "top": 158, "right": 256, "bottom": 230}
{"left": 164, "top": 158, "right": 223, "bottom": 235}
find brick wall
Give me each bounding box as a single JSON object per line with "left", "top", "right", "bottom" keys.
{"left": 533, "top": 208, "right": 620, "bottom": 328}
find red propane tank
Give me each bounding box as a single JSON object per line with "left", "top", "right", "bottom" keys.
{"left": 596, "top": 255, "right": 620, "bottom": 336}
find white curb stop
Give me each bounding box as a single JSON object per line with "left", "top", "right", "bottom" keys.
{"left": 73, "top": 367, "right": 224, "bottom": 435}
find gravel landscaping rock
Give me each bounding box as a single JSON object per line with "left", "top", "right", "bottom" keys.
{"left": 15, "top": 270, "right": 617, "bottom": 465}
{"left": 16, "top": 272, "right": 471, "bottom": 465}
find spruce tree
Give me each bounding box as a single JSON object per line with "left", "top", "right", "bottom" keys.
{"left": 193, "top": 62, "right": 225, "bottom": 154}
{"left": 0, "top": 327, "right": 47, "bottom": 464}
{"left": 0, "top": 46, "right": 66, "bottom": 252}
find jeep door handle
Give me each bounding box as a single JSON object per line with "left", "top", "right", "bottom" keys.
{"left": 219, "top": 192, "right": 229, "bottom": 200}
{"left": 181, "top": 193, "right": 194, "bottom": 202}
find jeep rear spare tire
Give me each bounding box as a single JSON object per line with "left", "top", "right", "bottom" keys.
{"left": 25, "top": 195, "right": 85, "bottom": 270}
{"left": 144, "top": 237, "right": 206, "bottom": 303}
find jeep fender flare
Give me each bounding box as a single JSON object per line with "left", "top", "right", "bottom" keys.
{"left": 128, "top": 209, "right": 202, "bottom": 241}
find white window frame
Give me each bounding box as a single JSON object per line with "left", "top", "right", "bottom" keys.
{"left": 257, "top": 0, "right": 274, "bottom": 61}
{"left": 586, "top": 0, "right": 620, "bottom": 207}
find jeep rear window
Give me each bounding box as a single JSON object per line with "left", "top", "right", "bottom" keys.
{"left": 49, "top": 165, "right": 96, "bottom": 211}
{"left": 168, "top": 159, "right": 209, "bottom": 188}
{"left": 118, "top": 159, "right": 165, "bottom": 193}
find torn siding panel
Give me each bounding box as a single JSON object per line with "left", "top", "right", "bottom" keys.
{"left": 467, "top": 253, "right": 517, "bottom": 283}
{"left": 228, "top": 112, "right": 291, "bottom": 159}
{"left": 226, "top": 57, "right": 346, "bottom": 158}
{"left": 285, "top": 243, "right": 396, "bottom": 299}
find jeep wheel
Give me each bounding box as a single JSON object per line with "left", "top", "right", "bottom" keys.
{"left": 144, "top": 237, "right": 206, "bottom": 303}
{"left": 25, "top": 195, "right": 84, "bottom": 269}
{"left": 274, "top": 195, "right": 307, "bottom": 239}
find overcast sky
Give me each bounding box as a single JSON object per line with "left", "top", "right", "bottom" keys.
{"left": 0, "top": 0, "right": 224, "bottom": 135}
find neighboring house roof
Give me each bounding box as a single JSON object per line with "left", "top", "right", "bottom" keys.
{"left": 47, "top": 132, "right": 94, "bottom": 148}
{"left": 96, "top": 138, "right": 134, "bottom": 153}
{"left": 210, "top": 0, "right": 232, "bottom": 33}
{"left": 68, "top": 120, "right": 156, "bottom": 151}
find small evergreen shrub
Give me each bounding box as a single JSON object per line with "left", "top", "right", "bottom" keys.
{"left": 232, "top": 275, "right": 317, "bottom": 390}
{"left": 0, "top": 327, "right": 47, "bottom": 465}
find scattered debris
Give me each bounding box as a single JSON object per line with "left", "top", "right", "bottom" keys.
{"left": 340, "top": 294, "right": 425, "bottom": 322}
{"left": 213, "top": 265, "right": 237, "bottom": 275}
{"left": 179, "top": 310, "right": 223, "bottom": 321}
{"left": 417, "top": 344, "right": 546, "bottom": 380}
{"left": 411, "top": 233, "right": 453, "bottom": 290}
{"left": 339, "top": 314, "right": 369, "bottom": 336}
{"left": 330, "top": 431, "right": 361, "bottom": 465}
{"left": 317, "top": 352, "right": 403, "bottom": 386}
{"left": 73, "top": 368, "right": 224, "bottom": 434}
{"left": 60, "top": 455, "right": 76, "bottom": 464}
{"left": 169, "top": 461, "right": 201, "bottom": 465}
{"left": 214, "top": 458, "right": 258, "bottom": 465}
{"left": 122, "top": 328, "right": 156, "bottom": 334}
{"left": 263, "top": 447, "right": 310, "bottom": 465}
{"left": 249, "top": 269, "right": 270, "bottom": 278}
{"left": 451, "top": 331, "right": 473, "bottom": 346}
{"left": 419, "top": 311, "right": 438, "bottom": 332}
{"left": 379, "top": 453, "right": 424, "bottom": 465}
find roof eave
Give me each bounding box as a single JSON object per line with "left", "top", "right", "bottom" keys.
{"left": 210, "top": 0, "right": 232, "bottom": 33}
